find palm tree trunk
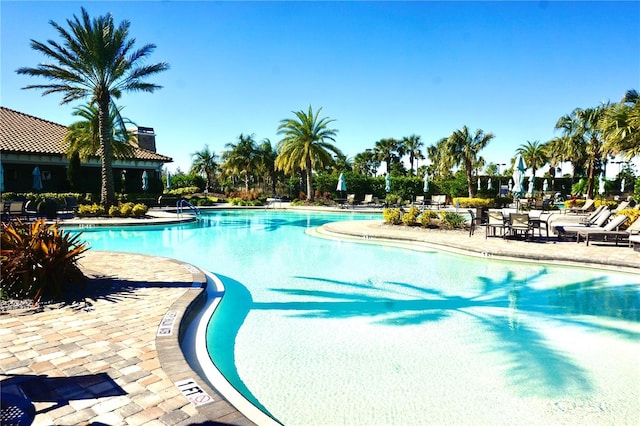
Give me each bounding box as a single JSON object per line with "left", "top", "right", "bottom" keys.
{"left": 306, "top": 159, "right": 314, "bottom": 201}
{"left": 466, "top": 160, "right": 474, "bottom": 198}
{"left": 98, "top": 96, "right": 116, "bottom": 207}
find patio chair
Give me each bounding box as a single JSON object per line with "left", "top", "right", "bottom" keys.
{"left": 554, "top": 209, "right": 613, "bottom": 239}
{"left": 612, "top": 200, "right": 630, "bottom": 214}
{"left": 575, "top": 214, "right": 634, "bottom": 246}
{"left": 413, "top": 195, "right": 425, "bottom": 209}
{"left": 346, "top": 193, "right": 356, "bottom": 208}
{"left": 2, "top": 200, "right": 27, "bottom": 221}
{"left": 485, "top": 210, "right": 508, "bottom": 239}
{"left": 361, "top": 194, "right": 375, "bottom": 207}
{"left": 508, "top": 213, "right": 532, "bottom": 240}
{"left": 565, "top": 198, "right": 595, "bottom": 214}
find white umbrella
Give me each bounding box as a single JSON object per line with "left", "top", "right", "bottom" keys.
{"left": 166, "top": 171, "right": 172, "bottom": 189}
{"left": 477, "top": 178, "right": 481, "bottom": 191}
{"left": 487, "top": 178, "right": 492, "bottom": 190}
{"left": 508, "top": 180, "right": 513, "bottom": 193}
{"left": 621, "top": 178, "right": 625, "bottom": 193}
{"left": 527, "top": 176, "right": 534, "bottom": 196}
{"left": 511, "top": 154, "right": 526, "bottom": 197}
{"left": 32, "top": 166, "right": 43, "bottom": 191}
{"left": 423, "top": 174, "right": 429, "bottom": 193}
{"left": 385, "top": 174, "right": 391, "bottom": 192}
{"left": 142, "top": 170, "right": 149, "bottom": 191}
{"left": 543, "top": 179, "right": 549, "bottom": 193}
{"left": 336, "top": 173, "right": 347, "bottom": 193}
{"left": 598, "top": 173, "right": 605, "bottom": 195}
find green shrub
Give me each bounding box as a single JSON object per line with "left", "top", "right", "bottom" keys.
{"left": 382, "top": 208, "right": 403, "bottom": 225}
{"left": 108, "top": 205, "right": 121, "bottom": 216}
{"left": 453, "top": 197, "right": 493, "bottom": 208}
{"left": 419, "top": 209, "right": 439, "bottom": 227}
{"left": 442, "top": 212, "right": 466, "bottom": 229}
{"left": 402, "top": 206, "right": 421, "bottom": 226}
{"left": 0, "top": 218, "right": 88, "bottom": 303}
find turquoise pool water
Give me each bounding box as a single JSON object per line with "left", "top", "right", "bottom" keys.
{"left": 74, "top": 210, "right": 639, "bottom": 425}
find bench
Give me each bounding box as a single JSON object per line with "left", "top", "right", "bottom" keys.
{"left": 427, "top": 194, "right": 446, "bottom": 209}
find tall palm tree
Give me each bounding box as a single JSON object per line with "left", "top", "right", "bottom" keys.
{"left": 601, "top": 89, "right": 640, "bottom": 160}
{"left": 426, "top": 138, "right": 452, "bottom": 177}
{"left": 190, "top": 145, "right": 218, "bottom": 192}
{"left": 222, "top": 133, "right": 259, "bottom": 192}
{"left": 445, "top": 126, "right": 495, "bottom": 197}
{"left": 516, "top": 140, "right": 548, "bottom": 179}
{"left": 554, "top": 106, "right": 606, "bottom": 198}
{"left": 275, "top": 106, "right": 341, "bottom": 201}
{"left": 353, "top": 149, "right": 380, "bottom": 177}
{"left": 402, "top": 134, "right": 424, "bottom": 175}
{"left": 254, "top": 139, "right": 278, "bottom": 194}
{"left": 64, "top": 103, "right": 135, "bottom": 161}
{"left": 373, "top": 138, "right": 400, "bottom": 174}
{"left": 16, "top": 7, "right": 168, "bottom": 207}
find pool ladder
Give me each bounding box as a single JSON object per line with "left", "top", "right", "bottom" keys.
{"left": 177, "top": 199, "right": 201, "bottom": 217}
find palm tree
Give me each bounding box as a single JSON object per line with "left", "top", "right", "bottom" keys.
{"left": 64, "top": 103, "right": 135, "bottom": 161}
{"left": 254, "top": 139, "right": 278, "bottom": 194}
{"left": 190, "top": 145, "right": 218, "bottom": 192}
{"left": 222, "top": 133, "right": 259, "bottom": 192}
{"left": 402, "top": 134, "right": 424, "bottom": 175}
{"left": 426, "top": 138, "right": 452, "bottom": 177}
{"left": 373, "top": 138, "right": 401, "bottom": 174}
{"left": 16, "top": 7, "right": 168, "bottom": 207}
{"left": 516, "top": 140, "right": 548, "bottom": 179}
{"left": 353, "top": 149, "right": 380, "bottom": 177}
{"left": 445, "top": 126, "right": 495, "bottom": 198}
{"left": 275, "top": 106, "right": 342, "bottom": 201}
{"left": 601, "top": 89, "right": 640, "bottom": 160}
{"left": 554, "top": 106, "right": 607, "bottom": 198}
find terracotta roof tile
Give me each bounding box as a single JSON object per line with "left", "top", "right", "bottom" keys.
{"left": 0, "top": 106, "right": 172, "bottom": 162}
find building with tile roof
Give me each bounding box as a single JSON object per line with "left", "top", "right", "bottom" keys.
{"left": 0, "top": 106, "right": 172, "bottom": 194}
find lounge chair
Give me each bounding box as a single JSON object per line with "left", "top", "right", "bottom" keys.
{"left": 2, "top": 200, "right": 27, "bottom": 221}
{"left": 555, "top": 209, "right": 613, "bottom": 239}
{"left": 565, "top": 198, "right": 595, "bottom": 214}
{"left": 612, "top": 200, "right": 630, "bottom": 214}
{"left": 346, "top": 193, "right": 356, "bottom": 208}
{"left": 575, "top": 214, "right": 636, "bottom": 246}
{"left": 361, "top": 194, "right": 375, "bottom": 207}
{"left": 485, "top": 210, "right": 509, "bottom": 239}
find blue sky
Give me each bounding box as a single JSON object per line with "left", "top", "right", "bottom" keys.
{"left": 2, "top": 1, "right": 639, "bottom": 176}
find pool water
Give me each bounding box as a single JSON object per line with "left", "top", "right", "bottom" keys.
{"left": 74, "top": 210, "right": 639, "bottom": 425}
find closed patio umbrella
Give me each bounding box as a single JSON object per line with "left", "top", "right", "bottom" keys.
{"left": 487, "top": 178, "right": 492, "bottom": 190}
{"left": 511, "top": 154, "right": 526, "bottom": 197}
{"left": 32, "top": 166, "right": 43, "bottom": 191}
{"left": 598, "top": 173, "right": 605, "bottom": 195}
{"left": 166, "top": 171, "right": 171, "bottom": 189}
{"left": 337, "top": 172, "right": 346, "bottom": 192}
{"left": 423, "top": 173, "right": 429, "bottom": 193}
{"left": 142, "top": 170, "right": 149, "bottom": 191}
{"left": 527, "top": 176, "right": 534, "bottom": 197}
{"left": 477, "top": 178, "right": 481, "bottom": 191}
{"left": 621, "top": 178, "right": 625, "bottom": 193}
{"left": 385, "top": 174, "right": 391, "bottom": 192}
{"left": 543, "top": 179, "right": 549, "bottom": 193}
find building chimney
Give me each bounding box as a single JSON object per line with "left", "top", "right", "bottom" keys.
{"left": 133, "top": 126, "right": 157, "bottom": 152}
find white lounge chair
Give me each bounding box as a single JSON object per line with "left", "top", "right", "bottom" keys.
{"left": 576, "top": 215, "right": 636, "bottom": 246}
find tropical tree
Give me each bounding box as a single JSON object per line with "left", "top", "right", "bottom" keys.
{"left": 554, "top": 106, "right": 607, "bottom": 198}
{"left": 373, "top": 138, "right": 401, "bottom": 174}
{"left": 516, "top": 140, "right": 548, "bottom": 179}
{"left": 190, "top": 145, "right": 218, "bottom": 192}
{"left": 64, "top": 103, "right": 136, "bottom": 163}
{"left": 426, "top": 138, "right": 451, "bottom": 177}
{"left": 222, "top": 133, "right": 259, "bottom": 192}
{"left": 601, "top": 89, "right": 640, "bottom": 160}
{"left": 254, "top": 139, "right": 278, "bottom": 194}
{"left": 353, "top": 149, "right": 380, "bottom": 177}
{"left": 16, "top": 7, "right": 168, "bottom": 207}
{"left": 444, "top": 126, "right": 495, "bottom": 198}
{"left": 401, "top": 134, "right": 424, "bottom": 175}
{"left": 275, "top": 106, "right": 342, "bottom": 201}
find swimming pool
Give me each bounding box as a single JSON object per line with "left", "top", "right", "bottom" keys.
{"left": 74, "top": 209, "right": 639, "bottom": 425}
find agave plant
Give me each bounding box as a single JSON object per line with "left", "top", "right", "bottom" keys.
{"left": 1, "top": 218, "right": 88, "bottom": 304}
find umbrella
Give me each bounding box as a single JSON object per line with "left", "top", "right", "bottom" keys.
{"left": 142, "top": 170, "right": 149, "bottom": 191}
{"left": 621, "top": 178, "right": 625, "bottom": 193}
{"left": 508, "top": 180, "right": 513, "bottom": 193}
{"left": 32, "top": 166, "right": 43, "bottom": 191}
{"left": 527, "top": 176, "right": 534, "bottom": 197}
{"left": 0, "top": 159, "right": 4, "bottom": 192}
{"left": 477, "top": 178, "right": 481, "bottom": 191}
{"left": 543, "top": 179, "right": 549, "bottom": 193}
{"left": 120, "top": 170, "right": 127, "bottom": 193}
{"left": 336, "top": 173, "right": 347, "bottom": 192}
{"left": 423, "top": 174, "right": 429, "bottom": 193}
{"left": 511, "top": 154, "right": 526, "bottom": 197}
{"left": 598, "top": 173, "right": 605, "bottom": 195}
{"left": 385, "top": 174, "right": 391, "bottom": 192}
{"left": 487, "top": 178, "right": 492, "bottom": 190}
{"left": 166, "top": 171, "right": 172, "bottom": 189}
